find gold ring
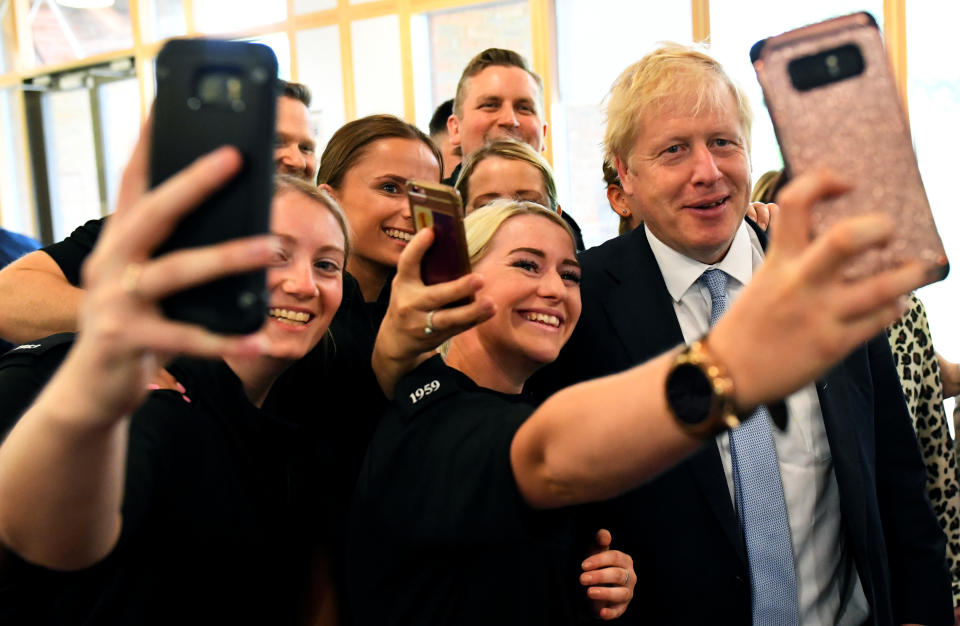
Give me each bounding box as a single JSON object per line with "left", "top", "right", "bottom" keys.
{"left": 121, "top": 263, "right": 145, "bottom": 298}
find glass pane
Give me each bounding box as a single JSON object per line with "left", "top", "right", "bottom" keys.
{"left": 908, "top": 3, "right": 960, "bottom": 383}
{"left": 31, "top": 0, "right": 133, "bottom": 66}
{"left": 412, "top": 1, "right": 531, "bottom": 130}
{"left": 708, "top": 1, "right": 884, "bottom": 181}
{"left": 0, "top": 88, "right": 34, "bottom": 237}
{"left": 1, "top": 0, "right": 11, "bottom": 74}
{"left": 193, "top": 0, "right": 286, "bottom": 34}
{"left": 553, "top": 0, "right": 691, "bottom": 247}
{"left": 295, "top": 0, "right": 336, "bottom": 11}
{"left": 295, "top": 25, "right": 345, "bottom": 150}
{"left": 148, "top": 0, "right": 186, "bottom": 41}
{"left": 98, "top": 77, "right": 140, "bottom": 213}
{"left": 351, "top": 15, "right": 404, "bottom": 119}
{"left": 242, "top": 32, "right": 292, "bottom": 80}
{"left": 42, "top": 88, "right": 101, "bottom": 240}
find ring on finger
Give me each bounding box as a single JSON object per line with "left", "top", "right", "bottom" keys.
{"left": 122, "top": 263, "right": 146, "bottom": 298}
{"left": 424, "top": 309, "right": 437, "bottom": 336}
{"left": 622, "top": 570, "right": 630, "bottom": 586}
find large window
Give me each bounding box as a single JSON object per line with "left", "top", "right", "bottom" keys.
{"left": 27, "top": 63, "right": 139, "bottom": 241}
{"left": 412, "top": 0, "right": 531, "bottom": 130}
{"left": 553, "top": 0, "right": 691, "bottom": 247}
{"left": 0, "top": 87, "right": 32, "bottom": 235}
{"left": 708, "top": 0, "right": 884, "bottom": 182}
{"left": 908, "top": 2, "right": 960, "bottom": 393}
{"left": 29, "top": 0, "right": 133, "bottom": 65}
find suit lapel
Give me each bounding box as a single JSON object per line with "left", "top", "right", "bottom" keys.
{"left": 599, "top": 226, "right": 683, "bottom": 362}
{"left": 813, "top": 360, "right": 873, "bottom": 589}
{"left": 600, "top": 226, "right": 746, "bottom": 565}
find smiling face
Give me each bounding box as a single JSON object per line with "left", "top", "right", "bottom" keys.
{"left": 465, "top": 214, "right": 581, "bottom": 386}
{"left": 617, "top": 85, "right": 750, "bottom": 264}
{"left": 263, "top": 190, "right": 345, "bottom": 361}
{"left": 328, "top": 136, "right": 440, "bottom": 300}
{"left": 274, "top": 96, "right": 318, "bottom": 181}
{"left": 464, "top": 156, "right": 549, "bottom": 214}
{"left": 449, "top": 65, "right": 547, "bottom": 158}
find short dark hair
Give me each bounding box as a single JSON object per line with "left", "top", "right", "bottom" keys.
{"left": 278, "top": 79, "right": 311, "bottom": 108}
{"left": 429, "top": 99, "right": 454, "bottom": 137}
{"left": 453, "top": 48, "right": 543, "bottom": 118}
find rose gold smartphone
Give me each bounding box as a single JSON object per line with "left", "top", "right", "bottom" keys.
{"left": 406, "top": 181, "right": 472, "bottom": 297}
{"left": 752, "top": 11, "right": 948, "bottom": 283}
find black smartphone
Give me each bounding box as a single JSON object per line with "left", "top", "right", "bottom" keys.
{"left": 150, "top": 38, "right": 278, "bottom": 334}
{"left": 751, "top": 12, "right": 948, "bottom": 283}
{"left": 406, "top": 180, "right": 472, "bottom": 305}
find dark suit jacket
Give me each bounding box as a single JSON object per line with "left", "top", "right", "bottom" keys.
{"left": 529, "top": 224, "right": 953, "bottom": 625}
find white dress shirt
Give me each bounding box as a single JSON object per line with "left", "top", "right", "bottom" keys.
{"left": 646, "top": 223, "right": 870, "bottom": 626}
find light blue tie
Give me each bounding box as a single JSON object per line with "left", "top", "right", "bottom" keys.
{"left": 700, "top": 268, "right": 799, "bottom": 626}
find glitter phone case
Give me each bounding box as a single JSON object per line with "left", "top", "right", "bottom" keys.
{"left": 752, "top": 12, "right": 948, "bottom": 283}
{"left": 406, "top": 180, "right": 473, "bottom": 306}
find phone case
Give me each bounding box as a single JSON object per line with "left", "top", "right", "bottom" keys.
{"left": 406, "top": 181, "right": 472, "bottom": 296}
{"left": 151, "top": 39, "right": 278, "bottom": 334}
{"left": 752, "top": 12, "right": 948, "bottom": 282}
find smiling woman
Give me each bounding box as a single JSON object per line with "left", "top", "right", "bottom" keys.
{"left": 316, "top": 114, "right": 443, "bottom": 303}
{"left": 0, "top": 124, "right": 353, "bottom": 623}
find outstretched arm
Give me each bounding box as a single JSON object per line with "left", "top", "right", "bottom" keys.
{"left": 0, "top": 122, "right": 272, "bottom": 571}
{"left": 0, "top": 250, "right": 83, "bottom": 344}
{"left": 511, "top": 171, "right": 931, "bottom": 509}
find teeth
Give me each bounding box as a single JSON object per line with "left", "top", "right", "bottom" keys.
{"left": 269, "top": 308, "right": 311, "bottom": 324}
{"left": 384, "top": 228, "right": 412, "bottom": 242}
{"left": 696, "top": 199, "right": 724, "bottom": 209}
{"left": 522, "top": 312, "right": 560, "bottom": 327}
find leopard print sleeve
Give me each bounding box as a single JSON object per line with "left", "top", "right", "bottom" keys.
{"left": 887, "top": 293, "right": 960, "bottom": 607}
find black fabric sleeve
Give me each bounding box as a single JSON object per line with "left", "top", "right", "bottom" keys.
{"left": 0, "top": 336, "right": 74, "bottom": 436}
{"left": 41, "top": 218, "right": 105, "bottom": 286}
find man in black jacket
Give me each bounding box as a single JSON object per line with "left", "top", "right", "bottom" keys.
{"left": 529, "top": 43, "right": 952, "bottom": 626}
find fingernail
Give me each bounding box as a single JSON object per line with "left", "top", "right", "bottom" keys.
{"left": 175, "top": 382, "right": 186, "bottom": 393}
{"left": 581, "top": 559, "right": 593, "bottom": 569}
{"left": 147, "top": 383, "right": 160, "bottom": 390}
{"left": 581, "top": 573, "right": 593, "bottom": 584}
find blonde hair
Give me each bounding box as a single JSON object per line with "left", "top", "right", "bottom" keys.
{"left": 455, "top": 138, "right": 558, "bottom": 212}
{"left": 274, "top": 174, "right": 352, "bottom": 261}
{"left": 604, "top": 43, "right": 753, "bottom": 172}
{"left": 465, "top": 199, "right": 573, "bottom": 264}
{"left": 751, "top": 169, "right": 786, "bottom": 204}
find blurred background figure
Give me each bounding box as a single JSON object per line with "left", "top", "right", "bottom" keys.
{"left": 429, "top": 98, "right": 460, "bottom": 180}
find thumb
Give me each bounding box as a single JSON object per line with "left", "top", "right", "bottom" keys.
{"left": 590, "top": 528, "right": 612, "bottom": 555}
{"left": 396, "top": 227, "right": 434, "bottom": 283}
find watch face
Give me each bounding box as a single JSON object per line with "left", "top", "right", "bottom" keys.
{"left": 666, "top": 362, "right": 713, "bottom": 426}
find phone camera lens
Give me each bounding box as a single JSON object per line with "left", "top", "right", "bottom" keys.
{"left": 825, "top": 54, "right": 841, "bottom": 77}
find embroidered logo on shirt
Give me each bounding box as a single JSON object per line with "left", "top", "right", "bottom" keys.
{"left": 408, "top": 380, "right": 440, "bottom": 405}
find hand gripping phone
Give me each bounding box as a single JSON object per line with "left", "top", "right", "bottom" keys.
{"left": 150, "top": 38, "right": 278, "bottom": 334}
{"left": 751, "top": 12, "right": 948, "bottom": 283}
{"left": 406, "top": 181, "right": 472, "bottom": 295}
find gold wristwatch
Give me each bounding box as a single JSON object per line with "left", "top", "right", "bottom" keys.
{"left": 665, "top": 340, "right": 743, "bottom": 438}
